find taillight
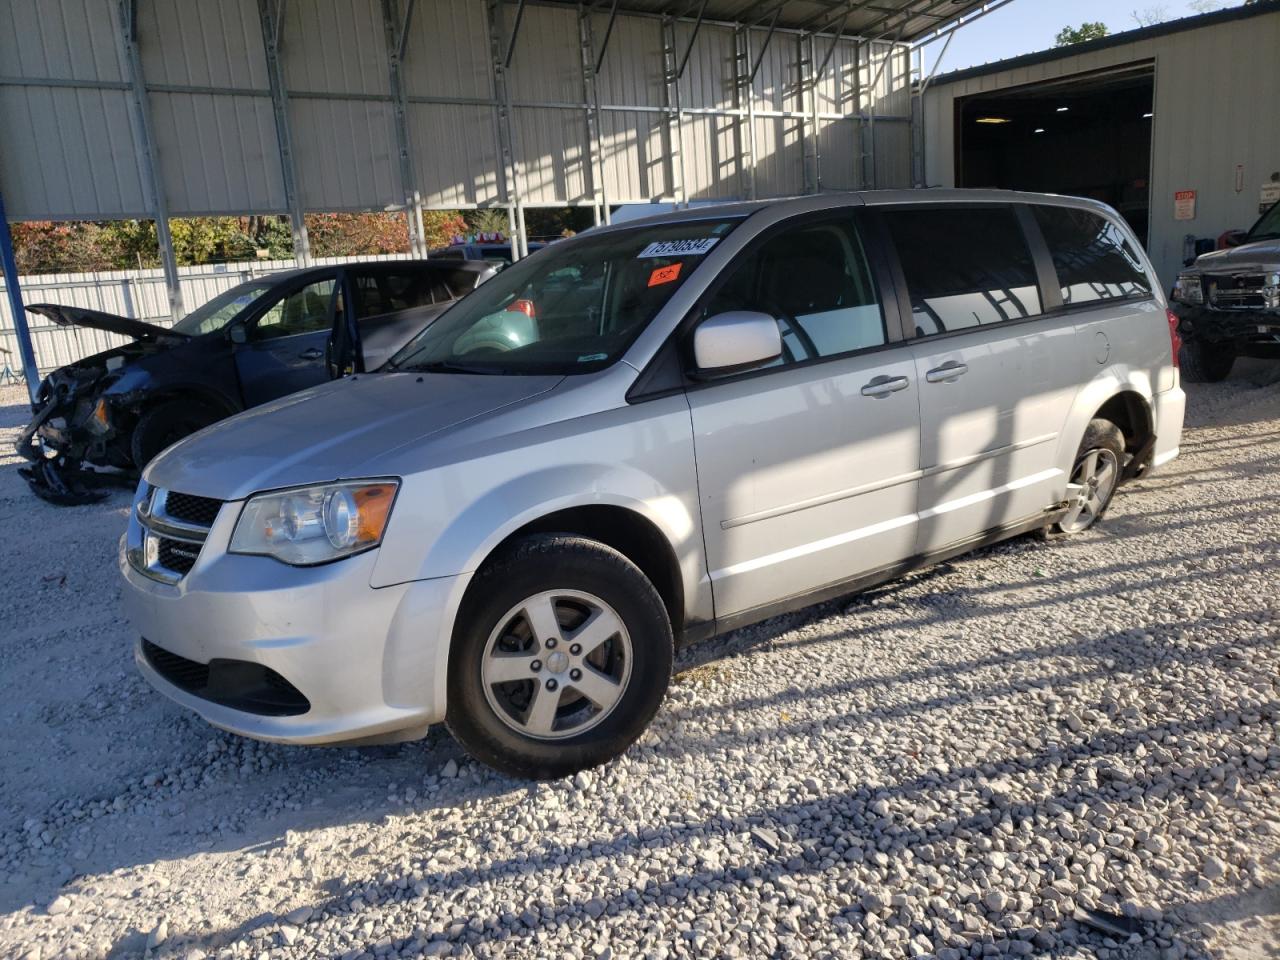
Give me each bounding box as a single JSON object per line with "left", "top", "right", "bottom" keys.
{"left": 1167, "top": 309, "right": 1182, "bottom": 369}
{"left": 506, "top": 299, "right": 536, "bottom": 318}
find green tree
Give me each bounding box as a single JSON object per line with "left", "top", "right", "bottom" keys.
{"left": 465, "top": 208, "right": 510, "bottom": 238}
{"left": 1055, "top": 21, "right": 1109, "bottom": 45}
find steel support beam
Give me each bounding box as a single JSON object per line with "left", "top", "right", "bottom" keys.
{"left": 397, "top": 0, "right": 416, "bottom": 60}
{"left": 734, "top": 25, "right": 757, "bottom": 201}
{"left": 910, "top": 0, "right": 1018, "bottom": 48}
{"left": 382, "top": 0, "right": 424, "bottom": 257}
{"left": 579, "top": 5, "right": 611, "bottom": 224}
{"left": 258, "top": 0, "right": 311, "bottom": 265}
{"left": 815, "top": 10, "right": 849, "bottom": 78}
{"left": 503, "top": 0, "right": 529, "bottom": 70}
{"left": 800, "top": 33, "right": 817, "bottom": 194}
{"left": 674, "top": 0, "right": 708, "bottom": 80}
{"left": 593, "top": 0, "right": 620, "bottom": 74}
{"left": 487, "top": 0, "right": 523, "bottom": 260}
{"left": 114, "top": 0, "right": 184, "bottom": 323}
{"left": 0, "top": 190, "right": 39, "bottom": 402}
{"left": 748, "top": 7, "right": 781, "bottom": 83}
{"left": 661, "top": 17, "right": 687, "bottom": 205}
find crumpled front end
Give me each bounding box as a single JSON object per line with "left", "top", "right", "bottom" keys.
{"left": 17, "top": 363, "right": 136, "bottom": 505}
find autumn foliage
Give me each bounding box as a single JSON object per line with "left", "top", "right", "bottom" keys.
{"left": 11, "top": 211, "right": 467, "bottom": 275}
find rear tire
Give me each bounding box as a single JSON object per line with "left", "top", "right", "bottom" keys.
{"left": 130, "top": 399, "right": 222, "bottom": 469}
{"left": 446, "top": 535, "right": 673, "bottom": 779}
{"left": 1179, "top": 340, "right": 1235, "bottom": 382}
{"left": 1048, "top": 418, "right": 1125, "bottom": 537}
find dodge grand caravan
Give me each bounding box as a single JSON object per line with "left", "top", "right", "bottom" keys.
{"left": 120, "top": 191, "right": 1185, "bottom": 779}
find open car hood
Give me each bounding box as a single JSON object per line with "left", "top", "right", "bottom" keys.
{"left": 26, "top": 304, "right": 190, "bottom": 342}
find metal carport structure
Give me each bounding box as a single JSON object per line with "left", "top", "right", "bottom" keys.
{"left": 0, "top": 0, "right": 1011, "bottom": 394}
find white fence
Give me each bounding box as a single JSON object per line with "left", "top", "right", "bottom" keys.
{"left": 0, "top": 253, "right": 415, "bottom": 378}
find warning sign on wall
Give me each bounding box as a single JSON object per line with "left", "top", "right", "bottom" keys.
{"left": 1262, "top": 182, "right": 1280, "bottom": 214}
{"left": 1174, "top": 190, "right": 1197, "bottom": 221}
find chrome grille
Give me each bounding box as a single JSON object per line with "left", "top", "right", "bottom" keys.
{"left": 1207, "top": 273, "right": 1280, "bottom": 310}
{"left": 129, "top": 486, "right": 223, "bottom": 583}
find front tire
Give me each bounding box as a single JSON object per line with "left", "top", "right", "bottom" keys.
{"left": 1179, "top": 340, "right": 1235, "bottom": 382}
{"left": 130, "top": 399, "right": 222, "bottom": 469}
{"left": 446, "top": 535, "right": 673, "bottom": 779}
{"left": 1049, "top": 418, "right": 1125, "bottom": 537}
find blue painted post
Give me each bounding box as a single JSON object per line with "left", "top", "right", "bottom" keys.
{"left": 0, "top": 190, "right": 40, "bottom": 404}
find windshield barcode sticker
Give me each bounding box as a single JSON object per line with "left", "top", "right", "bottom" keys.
{"left": 637, "top": 238, "right": 720, "bottom": 258}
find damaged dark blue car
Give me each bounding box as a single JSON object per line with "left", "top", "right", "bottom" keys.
{"left": 18, "top": 259, "right": 494, "bottom": 504}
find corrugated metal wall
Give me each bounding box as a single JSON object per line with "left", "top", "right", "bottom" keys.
{"left": 922, "top": 8, "right": 1280, "bottom": 285}
{"left": 1, "top": 0, "right": 915, "bottom": 225}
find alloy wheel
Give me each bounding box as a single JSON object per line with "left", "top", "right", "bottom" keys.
{"left": 480, "top": 589, "right": 632, "bottom": 740}
{"left": 1060, "top": 447, "right": 1119, "bottom": 534}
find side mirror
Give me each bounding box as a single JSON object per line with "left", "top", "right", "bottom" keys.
{"left": 227, "top": 324, "right": 247, "bottom": 345}
{"left": 692, "top": 311, "right": 782, "bottom": 375}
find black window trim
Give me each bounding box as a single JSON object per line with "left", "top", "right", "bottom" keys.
{"left": 627, "top": 206, "right": 908, "bottom": 402}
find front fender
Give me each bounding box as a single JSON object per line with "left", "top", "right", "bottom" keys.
{"left": 369, "top": 394, "right": 708, "bottom": 617}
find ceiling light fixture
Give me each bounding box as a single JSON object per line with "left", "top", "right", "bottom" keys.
{"left": 1056, "top": 106, "right": 1070, "bottom": 112}
{"left": 975, "top": 116, "right": 1011, "bottom": 124}
{"left": 1034, "top": 127, "right": 1046, "bottom": 134}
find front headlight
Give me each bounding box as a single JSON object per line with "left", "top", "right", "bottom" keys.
{"left": 229, "top": 480, "right": 399, "bottom": 566}
{"left": 1172, "top": 274, "right": 1203, "bottom": 304}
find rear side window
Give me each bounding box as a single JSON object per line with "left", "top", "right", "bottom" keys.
{"left": 1033, "top": 206, "right": 1152, "bottom": 305}
{"left": 885, "top": 207, "right": 1042, "bottom": 337}
{"left": 352, "top": 271, "right": 453, "bottom": 321}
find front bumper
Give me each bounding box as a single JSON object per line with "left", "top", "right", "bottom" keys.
{"left": 119, "top": 513, "right": 471, "bottom": 745}
{"left": 1173, "top": 303, "right": 1280, "bottom": 349}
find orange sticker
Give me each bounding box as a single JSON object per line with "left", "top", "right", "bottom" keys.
{"left": 647, "top": 262, "right": 682, "bottom": 287}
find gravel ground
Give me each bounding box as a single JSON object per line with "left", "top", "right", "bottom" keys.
{"left": 1, "top": 366, "right": 1279, "bottom": 960}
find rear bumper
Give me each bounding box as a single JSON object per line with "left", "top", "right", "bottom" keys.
{"left": 120, "top": 532, "right": 471, "bottom": 745}
{"left": 1151, "top": 384, "right": 1186, "bottom": 471}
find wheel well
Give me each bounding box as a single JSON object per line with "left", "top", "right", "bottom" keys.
{"left": 484, "top": 506, "right": 685, "bottom": 632}
{"left": 1095, "top": 391, "right": 1154, "bottom": 456}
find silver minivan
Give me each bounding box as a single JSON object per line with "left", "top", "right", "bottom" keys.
{"left": 120, "top": 191, "right": 1185, "bottom": 779}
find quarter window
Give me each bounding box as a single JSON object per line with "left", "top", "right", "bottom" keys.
{"left": 252, "top": 279, "right": 335, "bottom": 340}
{"left": 1032, "top": 206, "right": 1152, "bottom": 305}
{"left": 702, "top": 217, "right": 885, "bottom": 366}
{"left": 886, "top": 207, "right": 1042, "bottom": 337}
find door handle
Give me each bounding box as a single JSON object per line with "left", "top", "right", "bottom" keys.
{"left": 860, "top": 375, "right": 910, "bottom": 398}
{"left": 925, "top": 361, "right": 969, "bottom": 383}
{"left": 299, "top": 347, "right": 324, "bottom": 360}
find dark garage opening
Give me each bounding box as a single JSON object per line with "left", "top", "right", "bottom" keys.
{"left": 955, "top": 64, "right": 1155, "bottom": 246}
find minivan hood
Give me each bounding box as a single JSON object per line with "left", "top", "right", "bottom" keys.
{"left": 1194, "top": 238, "right": 1280, "bottom": 272}
{"left": 27, "top": 304, "right": 190, "bottom": 342}
{"left": 144, "top": 372, "right": 563, "bottom": 500}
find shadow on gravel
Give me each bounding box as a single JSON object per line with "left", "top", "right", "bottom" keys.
{"left": 149, "top": 605, "right": 1279, "bottom": 958}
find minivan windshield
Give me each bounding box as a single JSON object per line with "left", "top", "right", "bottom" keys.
{"left": 389, "top": 218, "right": 742, "bottom": 375}
{"left": 1246, "top": 200, "right": 1280, "bottom": 242}
{"left": 172, "top": 279, "right": 274, "bottom": 336}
